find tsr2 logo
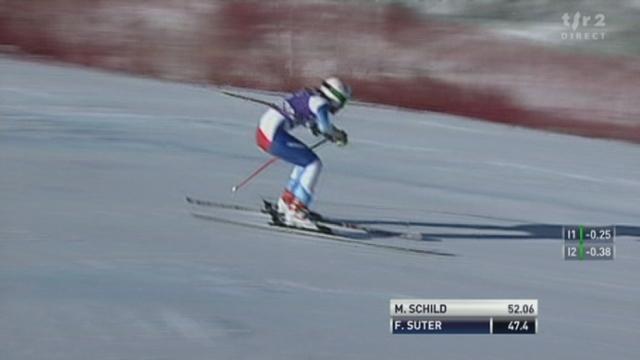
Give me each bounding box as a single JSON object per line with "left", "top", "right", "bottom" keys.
{"left": 561, "top": 12, "right": 606, "bottom": 40}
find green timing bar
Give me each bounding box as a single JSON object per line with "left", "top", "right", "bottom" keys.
{"left": 579, "top": 225, "right": 585, "bottom": 260}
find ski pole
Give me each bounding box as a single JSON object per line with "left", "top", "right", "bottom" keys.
{"left": 221, "top": 90, "right": 281, "bottom": 110}
{"left": 231, "top": 138, "right": 329, "bottom": 193}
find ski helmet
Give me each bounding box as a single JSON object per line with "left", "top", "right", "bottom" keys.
{"left": 319, "top": 77, "right": 352, "bottom": 111}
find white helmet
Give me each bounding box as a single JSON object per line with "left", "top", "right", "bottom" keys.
{"left": 319, "top": 77, "right": 352, "bottom": 110}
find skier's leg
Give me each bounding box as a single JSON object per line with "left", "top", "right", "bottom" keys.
{"left": 277, "top": 165, "right": 304, "bottom": 214}
{"left": 278, "top": 160, "right": 322, "bottom": 216}
{"left": 270, "top": 131, "right": 320, "bottom": 199}
{"left": 269, "top": 130, "right": 322, "bottom": 227}
{"left": 287, "top": 165, "right": 305, "bottom": 193}
{"left": 291, "top": 159, "right": 322, "bottom": 206}
{"left": 256, "top": 110, "right": 299, "bottom": 213}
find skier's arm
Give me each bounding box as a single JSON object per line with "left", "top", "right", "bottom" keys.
{"left": 308, "top": 97, "right": 348, "bottom": 146}
{"left": 308, "top": 96, "right": 333, "bottom": 134}
{"left": 316, "top": 107, "right": 348, "bottom": 146}
{"left": 314, "top": 104, "right": 333, "bottom": 135}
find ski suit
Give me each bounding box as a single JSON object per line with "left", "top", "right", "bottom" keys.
{"left": 255, "top": 89, "right": 334, "bottom": 206}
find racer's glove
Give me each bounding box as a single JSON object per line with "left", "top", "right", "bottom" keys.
{"left": 328, "top": 127, "right": 348, "bottom": 147}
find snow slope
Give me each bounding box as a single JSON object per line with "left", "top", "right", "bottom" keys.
{"left": 1, "top": 57, "right": 639, "bottom": 360}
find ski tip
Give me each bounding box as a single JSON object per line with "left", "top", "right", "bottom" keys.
{"left": 231, "top": 186, "right": 238, "bottom": 193}
{"left": 261, "top": 199, "right": 274, "bottom": 211}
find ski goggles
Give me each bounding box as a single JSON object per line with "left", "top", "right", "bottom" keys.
{"left": 322, "top": 81, "right": 350, "bottom": 108}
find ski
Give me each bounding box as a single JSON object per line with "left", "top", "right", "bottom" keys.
{"left": 186, "top": 196, "right": 425, "bottom": 241}
{"left": 186, "top": 196, "right": 326, "bottom": 222}
{"left": 186, "top": 196, "right": 256, "bottom": 212}
{"left": 187, "top": 196, "right": 362, "bottom": 238}
{"left": 191, "top": 211, "right": 361, "bottom": 241}
{"left": 185, "top": 196, "right": 453, "bottom": 257}
{"left": 190, "top": 211, "right": 449, "bottom": 256}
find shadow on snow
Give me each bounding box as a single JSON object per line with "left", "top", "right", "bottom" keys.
{"left": 326, "top": 218, "right": 640, "bottom": 242}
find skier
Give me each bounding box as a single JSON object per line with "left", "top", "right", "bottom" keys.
{"left": 255, "top": 77, "right": 352, "bottom": 229}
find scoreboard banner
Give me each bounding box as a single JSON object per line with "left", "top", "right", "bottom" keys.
{"left": 563, "top": 225, "right": 615, "bottom": 260}
{"left": 390, "top": 299, "right": 538, "bottom": 335}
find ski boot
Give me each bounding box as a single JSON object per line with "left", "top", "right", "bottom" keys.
{"left": 277, "top": 189, "right": 295, "bottom": 216}
{"left": 277, "top": 189, "right": 323, "bottom": 222}
{"left": 275, "top": 190, "right": 317, "bottom": 230}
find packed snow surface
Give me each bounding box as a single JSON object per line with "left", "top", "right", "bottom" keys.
{"left": 1, "top": 57, "right": 638, "bottom": 359}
